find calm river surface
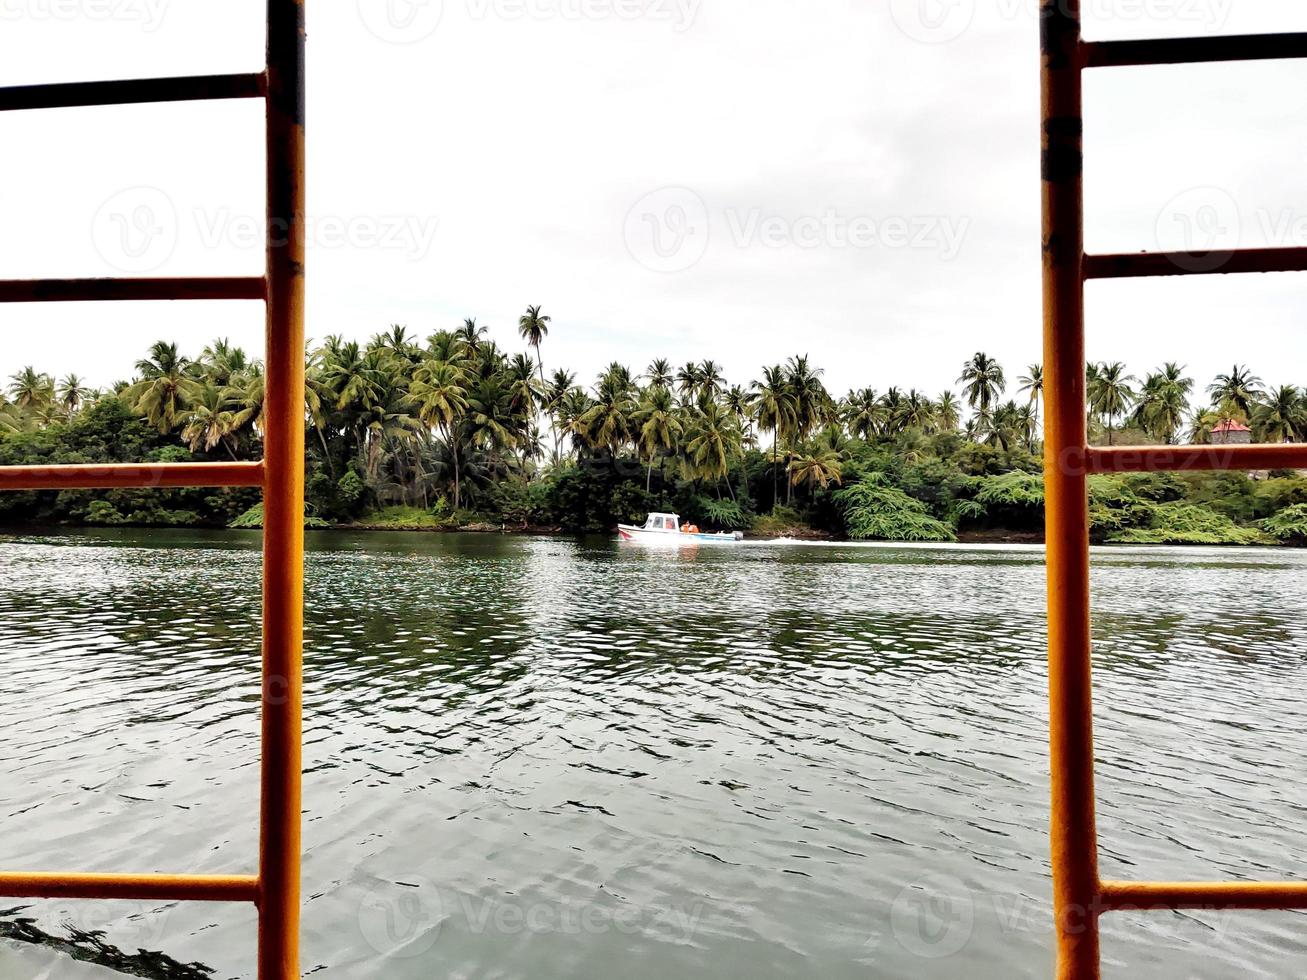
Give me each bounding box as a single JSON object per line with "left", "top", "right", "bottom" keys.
{"left": 1, "top": 529, "right": 1305, "bottom": 979}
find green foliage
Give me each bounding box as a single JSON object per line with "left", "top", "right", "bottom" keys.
{"left": 1108, "top": 502, "right": 1267, "bottom": 546}
{"left": 698, "top": 498, "right": 750, "bottom": 529}
{"left": 834, "top": 474, "right": 956, "bottom": 542}
{"left": 973, "top": 471, "right": 1044, "bottom": 507}
{"left": 230, "top": 503, "right": 330, "bottom": 529}
{"left": 1261, "top": 503, "right": 1307, "bottom": 543}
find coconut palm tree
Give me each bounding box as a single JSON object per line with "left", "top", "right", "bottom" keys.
{"left": 410, "top": 359, "right": 470, "bottom": 507}
{"left": 56, "top": 374, "right": 90, "bottom": 416}
{"left": 1252, "top": 385, "right": 1305, "bottom": 443}
{"left": 1087, "top": 361, "right": 1136, "bottom": 446}
{"left": 1131, "top": 363, "right": 1192, "bottom": 444}
{"left": 788, "top": 445, "right": 843, "bottom": 493}
{"left": 518, "top": 305, "right": 550, "bottom": 385}
{"left": 935, "top": 391, "right": 961, "bottom": 433}
{"left": 125, "top": 341, "right": 199, "bottom": 433}
{"left": 8, "top": 367, "right": 54, "bottom": 412}
{"left": 1208, "top": 365, "right": 1263, "bottom": 418}
{"left": 182, "top": 384, "right": 237, "bottom": 456}
{"left": 645, "top": 358, "right": 674, "bottom": 391}
{"left": 633, "top": 385, "right": 682, "bottom": 492}
{"left": 1017, "top": 363, "right": 1042, "bottom": 424}
{"left": 751, "top": 364, "right": 796, "bottom": 510}
{"left": 958, "top": 352, "right": 1006, "bottom": 415}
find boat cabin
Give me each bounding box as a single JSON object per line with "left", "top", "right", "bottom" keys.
{"left": 643, "top": 513, "right": 680, "bottom": 532}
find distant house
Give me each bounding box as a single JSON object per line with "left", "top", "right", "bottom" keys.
{"left": 1211, "top": 419, "right": 1252, "bottom": 445}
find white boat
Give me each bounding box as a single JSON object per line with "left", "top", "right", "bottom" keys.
{"left": 617, "top": 512, "right": 743, "bottom": 544}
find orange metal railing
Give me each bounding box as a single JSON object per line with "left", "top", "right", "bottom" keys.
{"left": 1041, "top": 5, "right": 1307, "bottom": 977}
{"left": 0, "top": 3, "right": 306, "bottom": 977}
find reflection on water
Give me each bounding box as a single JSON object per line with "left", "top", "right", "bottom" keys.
{"left": 1, "top": 529, "right": 1305, "bottom": 979}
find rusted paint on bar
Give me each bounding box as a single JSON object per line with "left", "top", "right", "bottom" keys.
{"left": 258, "top": 1, "right": 306, "bottom": 977}
{"left": 0, "top": 73, "right": 266, "bottom": 112}
{"left": 1041, "top": 3, "right": 1101, "bottom": 978}
{"left": 0, "top": 872, "right": 258, "bottom": 903}
{"left": 1085, "top": 247, "right": 1307, "bottom": 279}
{"left": 1085, "top": 33, "right": 1307, "bottom": 68}
{"left": 0, "top": 278, "right": 266, "bottom": 303}
{"left": 1101, "top": 880, "right": 1307, "bottom": 911}
{"left": 0, "top": 461, "right": 264, "bottom": 491}
{"left": 1088, "top": 444, "right": 1307, "bottom": 474}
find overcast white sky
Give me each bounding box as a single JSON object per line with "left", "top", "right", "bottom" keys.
{"left": 1, "top": 0, "right": 1305, "bottom": 400}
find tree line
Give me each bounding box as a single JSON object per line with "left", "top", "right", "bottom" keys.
{"left": 2, "top": 308, "right": 1306, "bottom": 539}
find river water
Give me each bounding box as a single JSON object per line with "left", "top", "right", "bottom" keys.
{"left": 0, "top": 529, "right": 1304, "bottom": 979}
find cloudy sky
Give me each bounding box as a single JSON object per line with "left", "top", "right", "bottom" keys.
{"left": 1, "top": 0, "right": 1305, "bottom": 400}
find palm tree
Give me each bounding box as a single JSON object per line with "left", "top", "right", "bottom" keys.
{"left": 182, "top": 384, "right": 237, "bottom": 456}
{"left": 683, "top": 399, "right": 739, "bottom": 499}
{"left": 1253, "top": 385, "right": 1305, "bottom": 443}
{"left": 8, "top": 367, "right": 54, "bottom": 412}
{"left": 409, "top": 359, "right": 470, "bottom": 507}
{"left": 633, "top": 385, "right": 682, "bottom": 492}
{"left": 788, "top": 446, "right": 843, "bottom": 493}
{"left": 578, "top": 366, "right": 637, "bottom": 455}
{"left": 518, "top": 305, "right": 551, "bottom": 385}
{"left": 935, "top": 391, "right": 961, "bottom": 433}
{"left": 1208, "top": 365, "right": 1263, "bottom": 418}
{"left": 125, "top": 341, "right": 199, "bottom": 433}
{"left": 456, "top": 318, "right": 488, "bottom": 352}
{"left": 1087, "top": 361, "right": 1136, "bottom": 446}
{"left": 645, "top": 358, "right": 674, "bottom": 391}
{"left": 1017, "top": 363, "right": 1042, "bottom": 425}
{"left": 56, "top": 374, "right": 91, "bottom": 416}
{"left": 1131, "top": 363, "right": 1192, "bottom": 444}
{"left": 958, "top": 352, "right": 1006, "bottom": 416}
{"left": 751, "top": 364, "right": 796, "bottom": 510}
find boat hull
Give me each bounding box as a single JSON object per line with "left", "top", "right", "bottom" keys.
{"left": 617, "top": 525, "right": 742, "bottom": 544}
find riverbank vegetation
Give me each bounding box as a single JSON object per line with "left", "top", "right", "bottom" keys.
{"left": 2, "top": 312, "right": 1306, "bottom": 545}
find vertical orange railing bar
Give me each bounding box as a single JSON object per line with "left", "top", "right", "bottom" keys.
{"left": 1040, "top": 1, "right": 1100, "bottom": 977}
{"left": 1043, "top": 11, "right": 1307, "bottom": 978}
{"left": 258, "top": 0, "right": 306, "bottom": 977}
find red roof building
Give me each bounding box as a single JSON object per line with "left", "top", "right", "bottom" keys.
{"left": 1211, "top": 419, "right": 1252, "bottom": 445}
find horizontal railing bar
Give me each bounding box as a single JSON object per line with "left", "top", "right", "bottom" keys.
{"left": 1101, "top": 880, "right": 1307, "bottom": 911}
{"left": 0, "top": 277, "right": 266, "bottom": 303}
{"left": 1086, "top": 444, "right": 1307, "bottom": 473}
{"left": 1085, "top": 247, "right": 1307, "bottom": 279}
{"left": 0, "top": 72, "right": 267, "bottom": 112}
{"left": 1085, "top": 33, "right": 1307, "bottom": 68}
{"left": 0, "top": 872, "right": 258, "bottom": 903}
{"left": 0, "top": 461, "right": 265, "bottom": 491}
